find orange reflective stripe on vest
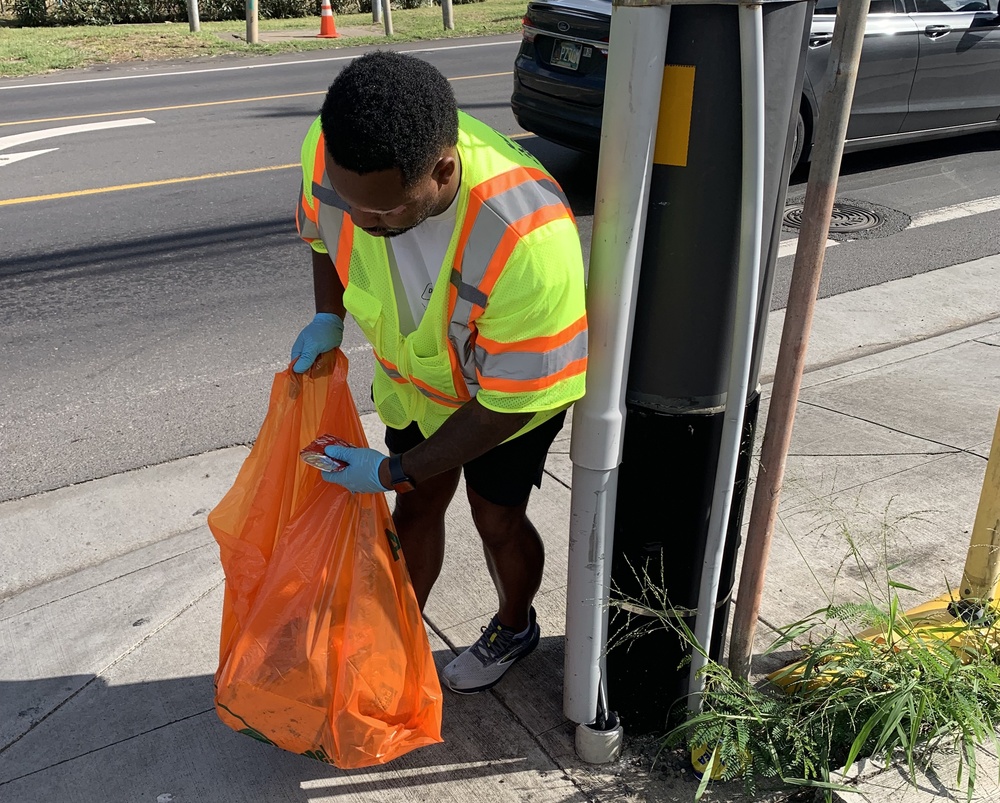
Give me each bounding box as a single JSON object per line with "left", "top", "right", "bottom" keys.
{"left": 377, "top": 355, "right": 465, "bottom": 408}
{"left": 474, "top": 314, "right": 588, "bottom": 391}
{"left": 446, "top": 167, "right": 572, "bottom": 393}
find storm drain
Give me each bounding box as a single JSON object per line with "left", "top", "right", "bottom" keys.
{"left": 781, "top": 197, "right": 911, "bottom": 241}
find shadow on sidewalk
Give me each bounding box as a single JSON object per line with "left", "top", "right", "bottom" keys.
{"left": 0, "top": 642, "right": 589, "bottom": 802}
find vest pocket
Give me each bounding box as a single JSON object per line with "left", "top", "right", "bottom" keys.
{"left": 402, "top": 347, "right": 461, "bottom": 408}
{"left": 343, "top": 285, "right": 383, "bottom": 346}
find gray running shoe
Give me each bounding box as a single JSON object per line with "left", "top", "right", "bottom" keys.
{"left": 442, "top": 607, "right": 540, "bottom": 694}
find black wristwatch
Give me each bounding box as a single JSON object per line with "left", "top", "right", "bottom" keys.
{"left": 387, "top": 453, "right": 416, "bottom": 493}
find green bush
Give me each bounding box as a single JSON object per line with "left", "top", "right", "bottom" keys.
{"left": 16, "top": 0, "right": 311, "bottom": 26}
{"left": 13, "top": 0, "right": 481, "bottom": 25}
{"left": 13, "top": 0, "right": 48, "bottom": 26}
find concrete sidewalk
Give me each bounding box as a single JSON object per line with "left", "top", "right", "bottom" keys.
{"left": 2, "top": 254, "right": 999, "bottom": 802}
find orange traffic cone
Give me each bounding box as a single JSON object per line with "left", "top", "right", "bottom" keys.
{"left": 317, "top": 0, "right": 339, "bottom": 38}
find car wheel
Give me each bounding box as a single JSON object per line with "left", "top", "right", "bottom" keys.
{"left": 790, "top": 106, "right": 810, "bottom": 175}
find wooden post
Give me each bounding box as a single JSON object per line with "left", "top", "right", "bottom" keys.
{"left": 727, "top": 0, "right": 871, "bottom": 681}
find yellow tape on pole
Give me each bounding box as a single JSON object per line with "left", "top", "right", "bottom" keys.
{"left": 653, "top": 65, "right": 696, "bottom": 167}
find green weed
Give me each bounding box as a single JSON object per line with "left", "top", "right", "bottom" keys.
{"left": 610, "top": 501, "right": 1000, "bottom": 802}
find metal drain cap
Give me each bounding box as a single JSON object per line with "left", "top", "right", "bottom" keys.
{"left": 783, "top": 202, "right": 884, "bottom": 233}
{"left": 781, "top": 197, "right": 911, "bottom": 242}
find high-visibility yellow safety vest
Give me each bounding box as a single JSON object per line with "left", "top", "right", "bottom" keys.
{"left": 296, "top": 111, "right": 587, "bottom": 439}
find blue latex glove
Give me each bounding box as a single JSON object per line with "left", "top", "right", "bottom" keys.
{"left": 290, "top": 313, "right": 344, "bottom": 374}
{"left": 321, "top": 444, "right": 390, "bottom": 494}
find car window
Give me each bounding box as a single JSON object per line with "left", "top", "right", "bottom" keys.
{"left": 911, "top": 0, "right": 995, "bottom": 11}
{"left": 815, "top": 0, "right": 899, "bottom": 13}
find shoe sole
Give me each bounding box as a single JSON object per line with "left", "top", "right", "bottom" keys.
{"left": 444, "top": 627, "right": 540, "bottom": 695}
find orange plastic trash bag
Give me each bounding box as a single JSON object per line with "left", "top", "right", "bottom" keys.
{"left": 208, "top": 350, "right": 443, "bottom": 768}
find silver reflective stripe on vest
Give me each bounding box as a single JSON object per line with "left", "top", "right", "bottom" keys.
{"left": 312, "top": 181, "right": 350, "bottom": 213}
{"left": 313, "top": 184, "right": 349, "bottom": 259}
{"left": 296, "top": 181, "right": 313, "bottom": 236}
{"left": 474, "top": 328, "right": 588, "bottom": 383}
{"left": 450, "top": 269, "right": 488, "bottom": 308}
{"left": 377, "top": 360, "right": 404, "bottom": 381}
{"left": 448, "top": 172, "right": 570, "bottom": 392}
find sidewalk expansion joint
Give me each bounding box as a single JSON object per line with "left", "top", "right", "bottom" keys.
{"left": 422, "top": 614, "right": 460, "bottom": 654}
{"left": 787, "top": 450, "right": 961, "bottom": 458}
{"left": 0, "top": 530, "right": 216, "bottom": 618}
{"left": 0, "top": 709, "right": 215, "bottom": 787}
{"left": 543, "top": 465, "right": 572, "bottom": 492}
{"left": 0, "top": 579, "right": 223, "bottom": 757}
{"left": 792, "top": 316, "right": 1000, "bottom": 391}
{"left": 797, "top": 400, "right": 988, "bottom": 463}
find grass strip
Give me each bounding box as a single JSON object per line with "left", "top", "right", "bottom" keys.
{"left": 0, "top": 0, "right": 525, "bottom": 78}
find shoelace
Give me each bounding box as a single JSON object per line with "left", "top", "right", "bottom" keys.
{"left": 471, "top": 618, "right": 516, "bottom": 664}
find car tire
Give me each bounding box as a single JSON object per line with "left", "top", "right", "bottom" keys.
{"left": 790, "top": 105, "right": 810, "bottom": 175}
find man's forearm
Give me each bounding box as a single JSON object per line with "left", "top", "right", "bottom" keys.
{"left": 381, "top": 399, "right": 534, "bottom": 487}
{"left": 313, "top": 249, "right": 347, "bottom": 318}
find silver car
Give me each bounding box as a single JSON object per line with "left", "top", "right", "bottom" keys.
{"left": 511, "top": 0, "right": 1000, "bottom": 171}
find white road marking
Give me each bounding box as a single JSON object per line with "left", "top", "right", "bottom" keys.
{"left": 909, "top": 194, "right": 1000, "bottom": 229}
{"left": 0, "top": 118, "right": 155, "bottom": 167}
{"left": 776, "top": 192, "right": 1000, "bottom": 259}
{"left": 0, "top": 117, "right": 155, "bottom": 151}
{"left": 0, "top": 148, "right": 58, "bottom": 167}
{"left": 777, "top": 237, "right": 839, "bottom": 260}
{"left": 0, "top": 38, "right": 521, "bottom": 91}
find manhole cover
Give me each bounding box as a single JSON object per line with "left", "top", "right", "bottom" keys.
{"left": 782, "top": 202, "right": 883, "bottom": 233}
{"left": 780, "top": 197, "right": 910, "bottom": 241}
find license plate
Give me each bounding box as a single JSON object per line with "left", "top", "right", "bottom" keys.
{"left": 551, "top": 40, "right": 582, "bottom": 70}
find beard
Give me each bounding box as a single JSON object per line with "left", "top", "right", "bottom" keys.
{"left": 361, "top": 195, "right": 440, "bottom": 238}
{"left": 362, "top": 225, "right": 412, "bottom": 238}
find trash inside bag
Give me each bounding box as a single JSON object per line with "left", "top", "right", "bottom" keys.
{"left": 208, "top": 350, "right": 443, "bottom": 768}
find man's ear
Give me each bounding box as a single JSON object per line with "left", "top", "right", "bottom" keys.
{"left": 431, "top": 155, "right": 458, "bottom": 188}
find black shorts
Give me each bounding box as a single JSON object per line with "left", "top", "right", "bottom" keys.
{"left": 384, "top": 411, "right": 566, "bottom": 508}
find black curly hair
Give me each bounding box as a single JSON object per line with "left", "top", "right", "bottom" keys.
{"left": 320, "top": 51, "right": 459, "bottom": 187}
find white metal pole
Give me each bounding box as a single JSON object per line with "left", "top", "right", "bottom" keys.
{"left": 187, "top": 0, "right": 200, "bottom": 32}
{"left": 442, "top": 0, "right": 454, "bottom": 30}
{"left": 686, "top": 0, "right": 765, "bottom": 711}
{"left": 564, "top": 0, "right": 672, "bottom": 728}
{"left": 246, "top": 0, "right": 258, "bottom": 44}
{"left": 373, "top": 0, "right": 381, "bottom": 24}
{"left": 382, "top": 0, "right": 394, "bottom": 36}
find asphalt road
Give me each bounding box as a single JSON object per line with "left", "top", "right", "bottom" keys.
{"left": 1, "top": 34, "right": 998, "bottom": 502}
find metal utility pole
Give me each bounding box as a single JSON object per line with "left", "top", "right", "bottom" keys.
{"left": 442, "top": 0, "right": 454, "bottom": 30}
{"left": 373, "top": 0, "right": 382, "bottom": 24}
{"left": 728, "top": 0, "right": 871, "bottom": 681}
{"left": 187, "top": 0, "right": 200, "bottom": 32}
{"left": 246, "top": 0, "right": 258, "bottom": 44}
{"left": 566, "top": 0, "right": 812, "bottom": 739}
{"left": 382, "top": 0, "right": 394, "bottom": 36}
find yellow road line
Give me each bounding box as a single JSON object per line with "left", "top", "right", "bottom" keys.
{"left": 0, "top": 71, "right": 514, "bottom": 128}
{"left": 0, "top": 163, "right": 299, "bottom": 206}
{"left": 1, "top": 126, "right": 534, "bottom": 206}
{"left": 0, "top": 93, "right": 324, "bottom": 128}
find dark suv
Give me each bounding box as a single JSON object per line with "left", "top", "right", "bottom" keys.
{"left": 511, "top": 0, "right": 1000, "bottom": 170}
